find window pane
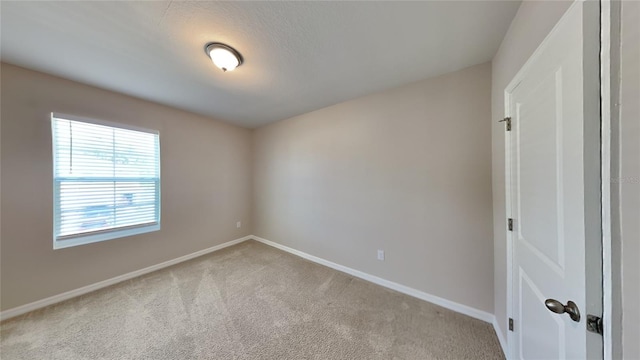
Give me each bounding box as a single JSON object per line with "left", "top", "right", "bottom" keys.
{"left": 54, "top": 119, "right": 116, "bottom": 178}
{"left": 56, "top": 180, "right": 158, "bottom": 237}
{"left": 114, "top": 128, "right": 159, "bottom": 178}
{"left": 52, "top": 114, "right": 160, "bottom": 245}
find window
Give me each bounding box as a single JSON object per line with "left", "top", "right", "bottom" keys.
{"left": 52, "top": 113, "right": 160, "bottom": 249}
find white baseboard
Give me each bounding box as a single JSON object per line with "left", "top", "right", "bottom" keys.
{"left": 493, "top": 317, "right": 509, "bottom": 358}
{"left": 252, "top": 235, "right": 494, "bottom": 324}
{"left": 0, "top": 235, "right": 253, "bottom": 321}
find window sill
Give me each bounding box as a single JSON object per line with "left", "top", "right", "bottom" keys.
{"left": 53, "top": 223, "right": 160, "bottom": 249}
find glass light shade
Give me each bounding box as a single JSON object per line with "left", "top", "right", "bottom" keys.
{"left": 209, "top": 47, "right": 240, "bottom": 72}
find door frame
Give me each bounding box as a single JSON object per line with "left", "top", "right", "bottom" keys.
{"left": 503, "top": 0, "right": 608, "bottom": 358}
{"left": 599, "top": 0, "right": 621, "bottom": 359}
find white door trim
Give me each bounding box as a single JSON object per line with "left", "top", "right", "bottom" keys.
{"left": 600, "top": 0, "right": 612, "bottom": 357}
{"left": 599, "top": 0, "right": 620, "bottom": 358}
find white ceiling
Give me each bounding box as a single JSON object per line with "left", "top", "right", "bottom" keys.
{"left": 0, "top": 1, "right": 520, "bottom": 128}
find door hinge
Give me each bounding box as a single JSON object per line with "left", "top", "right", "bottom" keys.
{"left": 509, "top": 318, "right": 514, "bottom": 331}
{"left": 499, "top": 117, "right": 512, "bottom": 131}
{"left": 508, "top": 218, "right": 513, "bottom": 231}
{"left": 587, "top": 315, "right": 603, "bottom": 335}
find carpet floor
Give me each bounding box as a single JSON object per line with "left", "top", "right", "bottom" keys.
{"left": 1, "top": 240, "right": 503, "bottom": 359}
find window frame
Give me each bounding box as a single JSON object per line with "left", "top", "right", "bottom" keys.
{"left": 51, "top": 112, "right": 161, "bottom": 249}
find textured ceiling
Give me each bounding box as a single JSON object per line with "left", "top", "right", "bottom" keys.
{"left": 0, "top": 1, "right": 520, "bottom": 128}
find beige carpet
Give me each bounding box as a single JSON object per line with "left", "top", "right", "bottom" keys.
{"left": 1, "top": 240, "right": 503, "bottom": 359}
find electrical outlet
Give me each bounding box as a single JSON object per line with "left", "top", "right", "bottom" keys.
{"left": 236, "top": 221, "right": 241, "bottom": 228}
{"left": 377, "top": 250, "right": 385, "bottom": 261}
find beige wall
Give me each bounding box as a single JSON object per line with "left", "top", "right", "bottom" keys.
{"left": 620, "top": 1, "right": 639, "bottom": 358}
{"left": 490, "top": 0, "right": 573, "bottom": 340}
{"left": 0, "top": 63, "right": 253, "bottom": 310}
{"left": 253, "top": 63, "right": 494, "bottom": 314}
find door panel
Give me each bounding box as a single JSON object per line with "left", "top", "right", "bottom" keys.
{"left": 520, "top": 271, "right": 563, "bottom": 359}
{"left": 516, "top": 70, "right": 563, "bottom": 269}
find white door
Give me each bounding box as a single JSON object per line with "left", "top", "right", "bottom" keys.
{"left": 506, "top": 1, "right": 601, "bottom": 359}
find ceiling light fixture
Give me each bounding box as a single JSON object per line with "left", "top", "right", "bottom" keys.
{"left": 204, "top": 42, "right": 243, "bottom": 72}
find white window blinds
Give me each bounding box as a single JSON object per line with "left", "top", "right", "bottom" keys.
{"left": 52, "top": 114, "right": 160, "bottom": 248}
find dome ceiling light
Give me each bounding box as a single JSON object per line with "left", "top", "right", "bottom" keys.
{"left": 204, "top": 42, "right": 243, "bottom": 72}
